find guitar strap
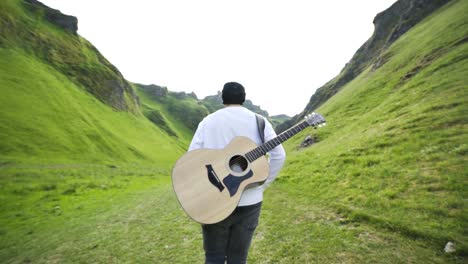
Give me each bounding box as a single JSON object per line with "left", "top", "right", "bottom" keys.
{"left": 255, "top": 114, "right": 265, "bottom": 143}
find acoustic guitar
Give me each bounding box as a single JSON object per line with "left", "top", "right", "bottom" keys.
{"left": 171, "top": 113, "right": 326, "bottom": 224}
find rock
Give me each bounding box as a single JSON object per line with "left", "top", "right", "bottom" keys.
{"left": 24, "top": 0, "right": 78, "bottom": 34}
{"left": 105, "top": 79, "right": 126, "bottom": 110}
{"left": 300, "top": 135, "right": 316, "bottom": 148}
{"left": 189, "top": 92, "right": 198, "bottom": 99}
{"left": 138, "top": 84, "right": 169, "bottom": 97}
{"left": 172, "top": 91, "right": 192, "bottom": 99}
{"left": 444, "top": 241, "right": 456, "bottom": 253}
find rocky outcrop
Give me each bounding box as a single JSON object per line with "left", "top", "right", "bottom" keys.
{"left": 300, "top": 135, "right": 316, "bottom": 148}
{"left": 171, "top": 91, "right": 198, "bottom": 100}
{"left": 135, "top": 83, "right": 199, "bottom": 101}
{"left": 23, "top": 0, "right": 78, "bottom": 34}
{"left": 277, "top": 0, "right": 450, "bottom": 133}
{"left": 105, "top": 79, "right": 139, "bottom": 111}
{"left": 137, "top": 84, "right": 169, "bottom": 98}
{"left": 202, "top": 91, "right": 224, "bottom": 112}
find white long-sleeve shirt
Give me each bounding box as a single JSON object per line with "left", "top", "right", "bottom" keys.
{"left": 188, "top": 106, "right": 286, "bottom": 206}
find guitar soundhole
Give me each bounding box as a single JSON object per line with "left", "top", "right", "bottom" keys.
{"left": 229, "top": 155, "right": 248, "bottom": 173}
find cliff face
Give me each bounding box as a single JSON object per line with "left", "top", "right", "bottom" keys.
{"left": 277, "top": 0, "right": 450, "bottom": 132}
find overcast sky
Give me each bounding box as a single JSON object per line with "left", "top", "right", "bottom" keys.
{"left": 41, "top": 0, "right": 397, "bottom": 116}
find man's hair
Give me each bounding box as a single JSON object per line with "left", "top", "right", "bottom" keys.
{"left": 222, "top": 82, "right": 246, "bottom": 105}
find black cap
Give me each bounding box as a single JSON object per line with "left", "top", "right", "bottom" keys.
{"left": 222, "top": 82, "right": 245, "bottom": 105}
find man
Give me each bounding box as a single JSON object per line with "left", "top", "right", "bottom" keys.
{"left": 188, "top": 82, "right": 286, "bottom": 264}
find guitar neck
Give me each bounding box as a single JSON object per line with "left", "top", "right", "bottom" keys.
{"left": 245, "top": 120, "right": 310, "bottom": 162}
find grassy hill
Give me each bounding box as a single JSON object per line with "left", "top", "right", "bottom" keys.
{"left": 0, "top": 0, "right": 185, "bottom": 165}
{"left": 279, "top": 0, "right": 467, "bottom": 259}
{"left": 1, "top": 0, "right": 140, "bottom": 113}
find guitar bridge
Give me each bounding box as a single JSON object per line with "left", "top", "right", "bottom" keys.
{"left": 206, "top": 165, "right": 225, "bottom": 192}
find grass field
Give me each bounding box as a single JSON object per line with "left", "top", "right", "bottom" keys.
{"left": 0, "top": 165, "right": 462, "bottom": 263}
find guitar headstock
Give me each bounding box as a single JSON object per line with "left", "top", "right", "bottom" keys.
{"left": 304, "top": 112, "right": 326, "bottom": 128}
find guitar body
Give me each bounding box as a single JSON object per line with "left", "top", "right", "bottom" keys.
{"left": 172, "top": 136, "right": 269, "bottom": 224}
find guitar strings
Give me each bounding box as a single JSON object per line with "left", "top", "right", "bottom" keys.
{"left": 227, "top": 116, "right": 324, "bottom": 170}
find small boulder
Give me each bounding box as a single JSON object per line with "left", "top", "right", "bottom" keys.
{"left": 300, "top": 135, "right": 316, "bottom": 148}
{"left": 444, "top": 241, "right": 456, "bottom": 253}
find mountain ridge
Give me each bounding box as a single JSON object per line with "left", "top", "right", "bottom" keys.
{"left": 134, "top": 82, "right": 286, "bottom": 133}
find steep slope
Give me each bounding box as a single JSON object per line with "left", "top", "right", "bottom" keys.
{"left": 0, "top": 0, "right": 184, "bottom": 165}
{"left": 0, "top": 47, "right": 184, "bottom": 165}
{"left": 1, "top": 0, "right": 140, "bottom": 112}
{"left": 278, "top": 0, "right": 451, "bottom": 132}
{"left": 134, "top": 83, "right": 208, "bottom": 147}
{"left": 280, "top": 0, "right": 467, "bottom": 256}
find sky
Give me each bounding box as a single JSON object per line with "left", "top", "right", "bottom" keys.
{"left": 41, "top": 0, "right": 397, "bottom": 116}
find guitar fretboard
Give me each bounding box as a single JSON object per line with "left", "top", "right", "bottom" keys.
{"left": 245, "top": 120, "right": 310, "bottom": 162}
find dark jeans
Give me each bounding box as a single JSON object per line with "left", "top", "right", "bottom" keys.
{"left": 202, "top": 202, "right": 262, "bottom": 264}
